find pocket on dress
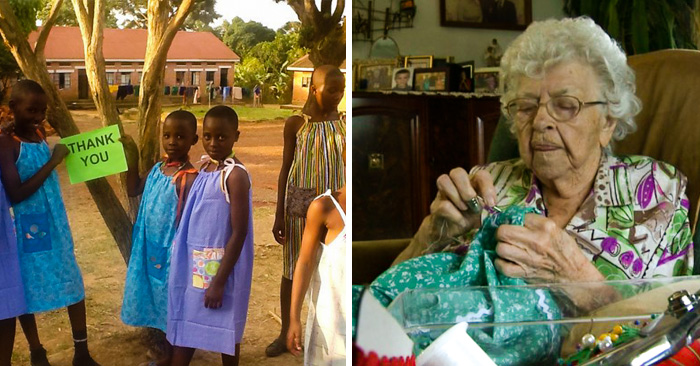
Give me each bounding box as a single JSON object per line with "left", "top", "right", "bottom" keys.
{"left": 286, "top": 185, "right": 317, "bottom": 218}
{"left": 191, "top": 248, "right": 224, "bottom": 290}
{"left": 145, "top": 241, "right": 169, "bottom": 282}
{"left": 19, "top": 213, "right": 52, "bottom": 253}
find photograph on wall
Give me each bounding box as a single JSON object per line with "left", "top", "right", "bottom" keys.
{"left": 474, "top": 67, "right": 502, "bottom": 93}
{"left": 392, "top": 67, "right": 414, "bottom": 91}
{"left": 440, "top": 0, "right": 532, "bottom": 30}
{"left": 413, "top": 69, "right": 448, "bottom": 92}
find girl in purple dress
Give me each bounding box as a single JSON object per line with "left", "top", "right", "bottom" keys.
{"left": 167, "top": 105, "right": 254, "bottom": 366}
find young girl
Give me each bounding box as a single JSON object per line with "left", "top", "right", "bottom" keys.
{"left": 167, "top": 105, "right": 253, "bottom": 366}
{"left": 120, "top": 110, "right": 198, "bottom": 365}
{"left": 286, "top": 142, "right": 346, "bottom": 364}
{"left": 269, "top": 65, "right": 346, "bottom": 356}
{"left": 0, "top": 80, "right": 99, "bottom": 365}
{"left": 0, "top": 155, "right": 27, "bottom": 366}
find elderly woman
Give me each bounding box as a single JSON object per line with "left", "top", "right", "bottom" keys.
{"left": 393, "top": 17, "right": 693, "bottom": 290}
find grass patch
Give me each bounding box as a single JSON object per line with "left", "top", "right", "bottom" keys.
{"left": 162, "top": 105, "right": 294, "bottom": 122}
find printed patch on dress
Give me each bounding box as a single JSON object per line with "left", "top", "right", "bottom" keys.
{"left": 192, "top": 248, "right": 224, "bottom": 289}
{"left": 20, "top": 213, "right": 52, "bottom": 253}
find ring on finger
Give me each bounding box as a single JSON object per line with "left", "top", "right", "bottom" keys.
{"left": 466, "top": 197, "right": 482, "bottom": 214}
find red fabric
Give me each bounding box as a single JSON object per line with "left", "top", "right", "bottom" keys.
{"left": 353, "top": 343, "right": 416, "bottom": 366}
{"left": 656, "top": 340, "right": 700, "bottom": 366}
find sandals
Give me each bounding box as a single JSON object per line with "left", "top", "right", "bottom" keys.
{"left": 265, "top": 337, "right": 288, "bottom": 357}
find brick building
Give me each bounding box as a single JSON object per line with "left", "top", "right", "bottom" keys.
{"left": 287, "top": 54, "right": 347, "bottom": 110}
{"left": 28, "top": 27, "right": 240, "bottom": 101}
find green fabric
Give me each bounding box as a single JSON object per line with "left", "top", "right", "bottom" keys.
{"left": 487, "top": 115, "right": 520, "bottom": 163}
{"left": 353, "top": 207, "right": 562, "bottom": 365}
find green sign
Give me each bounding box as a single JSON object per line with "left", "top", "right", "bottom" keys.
{"left": 60, "top": 125, "right": 127, "bottom": 184}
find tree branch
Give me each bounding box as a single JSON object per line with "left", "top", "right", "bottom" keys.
{"left": 35, "top": 0, "right": 64, "bottom": 62}
{"left": 332, "top": 0, "right": 345, "bottom": 22}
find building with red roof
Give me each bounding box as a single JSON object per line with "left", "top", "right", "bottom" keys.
{"left": 28, "top": 27, "right": 240, "bottom": 101}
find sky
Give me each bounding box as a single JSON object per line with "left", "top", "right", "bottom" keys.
{"left": 215, "top": 0, "right": 346, "bottom": 31}
{"left": 214, "top": 1, "right": 300, "bottom": 31}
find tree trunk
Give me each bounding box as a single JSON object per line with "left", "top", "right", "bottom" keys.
{"left": 0, "top": 0, "right": 133, "bottom": 263}
{"left": 137, "top": 0, "right": 196, "bottom": 175}
{"left": 286, "top": 0, "right": 346, "bottom": 67}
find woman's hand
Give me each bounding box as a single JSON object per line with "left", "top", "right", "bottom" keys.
{"left": 429, "top": 168, "right": 497, "bottom": 240}
{"left": 286, "top": 319, "right": 303, "bottom": 356}
{"left": 204, "top": 281, "right": 225, "bottom": 309}
{"left": 494, "top": 214, "right": 604, "bottom": 283}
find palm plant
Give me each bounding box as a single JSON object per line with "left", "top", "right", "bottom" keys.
{"left": 564, "top": 0, "right": 699, "bottom": 54}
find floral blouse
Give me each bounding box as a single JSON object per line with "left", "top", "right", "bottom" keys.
{"left": 428, "top": 154, "right": 694, "bottom": 279}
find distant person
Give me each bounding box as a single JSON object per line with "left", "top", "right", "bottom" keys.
{"left": 484, "top": 0, "right": 517, "bottom": 24}
{"left": 167, "top": 106, "right": 254, "bottom": 366}
{"left": 0, "top": 80, "right": 100, "bottom": 366}
{"left": 287, "top": 143, "right": 347, "bottom": 364}
{"left": 120, "top": 110, "right": 199, "bottom": 366}
{"left": 268, "top": 65, "right": 345, "bottom": 357}
{"left": 392, "top": 69, "right": 412, "bottom": 91}
{"left": 253, "top": 85, "right": 262, "bottom": 107}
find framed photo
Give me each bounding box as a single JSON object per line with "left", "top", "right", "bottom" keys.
{"left": 413, "top": 67, "right": 460, "bottom": 92}
{"left": 440, "top": 0, "right": 532, "bottom": 31}
{"left": 404, "top": 55, "right": 433, "bottom": 69}
{"left": 356, "top": 59, "right": 397, "bottom": 91}
{"left": 474, "top": 67, "right": 502, "bottom": 94}
{"left": 391, "top": 67, "right": 414, "bottom": 91}
{"left": 457, "top": 61, "right": 475, "bottom": 93}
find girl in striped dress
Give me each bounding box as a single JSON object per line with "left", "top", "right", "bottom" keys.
{"left": 268, "top": 65, "right": 346, "bottom": 357}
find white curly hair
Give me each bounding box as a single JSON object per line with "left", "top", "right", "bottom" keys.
{"left": 500, "top": 17, "right": 641, "bottom": 145}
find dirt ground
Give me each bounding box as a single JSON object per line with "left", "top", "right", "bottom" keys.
{"left": 11, "top": 109, "right": 303, "bottom": 366}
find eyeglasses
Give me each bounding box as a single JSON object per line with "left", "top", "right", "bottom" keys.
{"left": 506, "top": 95, "right": 608, "bottom": 123}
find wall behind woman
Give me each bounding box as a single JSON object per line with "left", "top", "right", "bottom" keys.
{"left": 352, "top": 0, "right": 565, "bottom": 67}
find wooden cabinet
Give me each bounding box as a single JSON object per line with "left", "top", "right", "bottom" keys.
{"left": 352, "top": 92, "right": 502, "bottom": 241}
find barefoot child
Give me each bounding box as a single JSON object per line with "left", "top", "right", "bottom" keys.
{"left": 167, "top": 105, "right": 254, "bottom": 366}
{"left": 286, "top": 147, "right": 346, "bottom": 365}
{"left": 0, "top": 80, "right": 99, "bottom": 365}
{"left": 120, "top": 110, "right": 198, "bottom": 365}
{"left": 269, "top": 65, "right": 346, "bottom": 356}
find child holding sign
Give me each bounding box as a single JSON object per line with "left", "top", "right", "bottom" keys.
{"left": 167, "top": 106, "right": 254, "bottom": 366}
{"left": 120, "top": 110, "right": 198, "bottom": 365}
{"left": 0, "top": 80, "right": 100, "bottom": 366}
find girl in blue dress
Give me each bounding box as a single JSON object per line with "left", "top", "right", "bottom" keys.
{"left": 0, "top": 80, "right": 99, "bottom": 365}
{"left": 120, "top": 110, "right": 198, "bottom": 366}
{"left": 167, "top": 105, "right": 254, "bottom": 366}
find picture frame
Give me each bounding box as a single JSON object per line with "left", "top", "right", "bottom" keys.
{"left": 404, "top": 55, "right": 433, "bottom": 69}
{"left": 356, "top": 59, "right": 398, "bottom": 91}
{"left": 457, "top": 61, "right": 475, "bottom": 93}
{"left": 474, "top": 67, "right": 502, "bottom": 94}
{"left": 440, "top": 0, "right": 532, "bottom": 31}
{"left": 391, "top": 67, "right": 414, "bottom": 91}
{"left": 413, "top": 67, "right": 460, "bottom": 92}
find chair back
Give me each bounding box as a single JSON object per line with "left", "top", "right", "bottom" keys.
{"left": 624, "top": 50, "right": 700, "bottom": 231}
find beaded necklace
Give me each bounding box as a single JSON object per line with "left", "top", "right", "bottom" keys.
{"left": 161, "top": 155, "right": 189, "bottom": 176}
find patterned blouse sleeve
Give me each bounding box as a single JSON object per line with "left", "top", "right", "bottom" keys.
{"left": 649, "top": 164, "right": 694, "bottom": 277}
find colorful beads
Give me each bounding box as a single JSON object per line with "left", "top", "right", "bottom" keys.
{"left": 581, "top": 334, "right": 596, "bottom": 349}
{"left": 612, "top": 325, "right": 623, "bottom": 335}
